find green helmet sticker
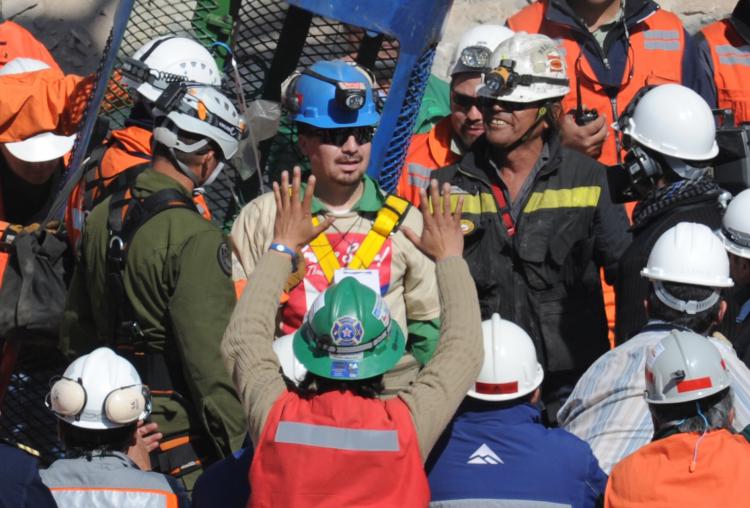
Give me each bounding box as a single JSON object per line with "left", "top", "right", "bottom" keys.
{"left": 293, "top": 277, "right": 405, "bottom": 380}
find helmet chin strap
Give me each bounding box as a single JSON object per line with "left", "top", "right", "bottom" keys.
{"left": 495, "top": 102, "right": 551, "bottom": 155}
{"left": 166, "top": 145, "right": 226, "bottom": 188}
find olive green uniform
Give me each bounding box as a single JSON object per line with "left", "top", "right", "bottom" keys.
{"left": 61, "top": 169, "right": 245, "bottom": 489}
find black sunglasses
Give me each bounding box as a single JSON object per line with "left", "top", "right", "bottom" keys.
{"left": 477, "top": 96, "right": 546, "bottom": 112}
{"left": 305, "top": 126, "right": 375, "bottom": 146}
{"left": 451, "top": 91, "right": 481, "bottom": 111}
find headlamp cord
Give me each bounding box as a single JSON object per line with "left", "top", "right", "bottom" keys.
{"left": 689, "top": 402, "right": 710, "bottom": 473}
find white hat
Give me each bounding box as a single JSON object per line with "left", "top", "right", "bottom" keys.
{"left": 468, "top": 314, "right": 544, "bottom": 402}
{"left": 450, "top": 25, "right": 514, "bottom": 76}
{"left": 717, "top": 188, "right": 750, "bottom": 260}
{"left": 0, "top": 58, "right": 75, "bottom": 162}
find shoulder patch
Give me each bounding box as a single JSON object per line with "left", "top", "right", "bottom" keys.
{"left": 217, "top": 241, "right": 232, "bottom": 277}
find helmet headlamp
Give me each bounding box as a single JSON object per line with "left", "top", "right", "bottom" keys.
{"left": 459, "top": 45, "right": 493, "bottom": 71}
{"left": 302, "top": 69, "right": 367, "bottom": 112}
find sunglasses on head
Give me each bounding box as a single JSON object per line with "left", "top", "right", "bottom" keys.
{"left": 451, "top": 91, "right": 481, "bottom": 111}
{"left": 477, "top": 96, "right": 546, "bottom": 112}
{"left": 305, "top": 126, "right": 375, "bottom": 146}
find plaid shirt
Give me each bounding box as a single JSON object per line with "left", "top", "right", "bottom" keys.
{"left": 558, "top": 322, "right": 750, "bottom": 473}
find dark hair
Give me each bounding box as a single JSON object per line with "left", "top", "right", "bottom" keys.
{"left": 647, "top": 281, "right": 723, "bottom": 334}
{"left": 59, "top": 420, "right": 136, "bottom": 455}
{"left": 293, "top": 372, "right": 385, "bottom": 399}
{"left": 650, "top": 388, "right": 733, "bottom": 433}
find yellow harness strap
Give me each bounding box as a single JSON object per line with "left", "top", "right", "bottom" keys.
{"left": 309, "top": 194, "right": 411, "bottom": 282}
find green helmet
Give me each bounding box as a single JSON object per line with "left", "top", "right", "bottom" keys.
{"left": 293, "top": 277, "right": 405, "bottom": 381}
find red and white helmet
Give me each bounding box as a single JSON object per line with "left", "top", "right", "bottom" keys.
{"left": 468, "top": 314, "right": 544, "bottom": 402}
{"left": 645, "top": 330, "right": 730, "bottom": 405}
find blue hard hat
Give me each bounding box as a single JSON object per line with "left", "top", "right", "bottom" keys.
{"left": 289, "top": 60, "right": 380, "bottom": 129}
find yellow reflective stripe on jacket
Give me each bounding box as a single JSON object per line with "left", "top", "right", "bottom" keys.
{"left": 523, "top": 186, "right": 601, "bottom": 213}
{"left": 431, "top": 193, "right": 498, "bottom": 214}
{"left": 309, "top": 195, "right": 411, "bottom": 282}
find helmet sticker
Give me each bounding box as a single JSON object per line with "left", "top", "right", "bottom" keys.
{"left": 331, "top": 316, "right": 364, "bottom": 346}
{"left": 371, "top": 297, "right": 390, "bottom": 327}
{"left": 329, "top": 360, "right": 360, "bottom": 379}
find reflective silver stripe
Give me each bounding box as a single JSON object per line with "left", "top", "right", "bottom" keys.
{"left": 644, "top": 40, "right": 680, "bottom": 51}
{"left": 409, "top": 174, "right": 431, "bottom": 189}
{"left": 719, "top": 56, "right": 750, "bottom": 66}
{"left": 643, "top": 29, "right": 679, "bottom": 39}
{"left": 430, "top": 499, "right": 572, "bottom": 507}
{"left": 275, "top": 421, "right": 400, "bottom": 451}
{"left": 716, "top": 44, "right": 750, "bottom": 55}
{"left": 51, "top": 489, "right": 171, "bottom": 507}
{"left": 408, "top": 163, "right": 432, "bottom": 178}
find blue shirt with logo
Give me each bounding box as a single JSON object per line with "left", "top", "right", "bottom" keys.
{"left": 426, "top": 401, "right": 607, "bottom": 507}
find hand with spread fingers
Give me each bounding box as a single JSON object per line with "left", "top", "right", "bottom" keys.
{"left": 402, "top": 179, "right": 464, "bottom": 262}
{"left": 271, "top": 166, "right": 335, "bottom": 252}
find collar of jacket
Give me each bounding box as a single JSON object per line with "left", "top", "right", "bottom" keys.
{"left": 546, "top": 0, "right": 658, "bottom": 33}
{"left": 64, "top": 450, "right": 141, "bottom": 469}
{"left": 132, "top": 168, "right": 192, "bottom": 201}
{"left": 459, "top": 131, "right": 563, "bottom": 184}
{"left": 457, "top": 400, "right": 543, "bottom": 426}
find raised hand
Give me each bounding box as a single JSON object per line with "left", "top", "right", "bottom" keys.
{"left": 402, "top": 179, "right": 464, "bottom": 261}
{"left": 271, "top": 167, "right": 334, "bottom": 250}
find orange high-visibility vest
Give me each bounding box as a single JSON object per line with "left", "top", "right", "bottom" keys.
{"left": 396, "top": 116, "right": 461, "bottom": 208}
{"left": 0, "top": 21, "right": 60, "bottom": 71}
{"left": 605, "top": 429, "right": 750, "bottom": 507}
{"left": 508, "top": 1, "right": 686, "bottom": 166}
{"left": 249, "top": 390, "right": 430, "bottom": 508}
{"left": 701, "top": 19, "right": 750, "bottom": 124}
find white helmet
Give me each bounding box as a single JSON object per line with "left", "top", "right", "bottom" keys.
{"left": 46, "top": 348, "right": 151, "bottom": 430}
{"left": 121, "top": 35, "right": 222, "bottom": 104}
{"left": 477, "top": 32, "right": 569, "bottom": 103}
{"left": 717, "top": 189, "right": 750, "bottom": 260}
{"left": 450, "top": 25, "right": 515, "bottom": 77}
{"left": 0, "top": 58, "right": 76, "bottom": 162}
{"left": 615, "top": 84, "right": 718, "bottom": 161}
{"left": 153, "top": 83, "right": 245, "bottom": 186}
{"left": 273, "top": 334, "right": 307, "bottom": 385}
{"left": 641, "top": 222, "right": 733, "bottom": 315}
{"left": 645, "top": 330, "right": 730, "bottom": 404}
{"left": 468, "top": 314, "right": 544, "bottom": 402}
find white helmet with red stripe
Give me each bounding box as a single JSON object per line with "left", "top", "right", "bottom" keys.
{"left": 645, "top": 330, "right": 730, "bottom": 405}
{"left": 468, "top": 314, "right": 544, "bottom": 402}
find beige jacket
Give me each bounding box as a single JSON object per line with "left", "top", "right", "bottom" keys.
{"left": 221, "top": 252, "right": 483, "bottom": 460}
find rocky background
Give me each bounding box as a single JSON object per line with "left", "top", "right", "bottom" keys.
{"left": 0, "top": 0, "right": 735, "bottom": 77}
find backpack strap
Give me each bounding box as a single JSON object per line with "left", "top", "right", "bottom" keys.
{"left": 82, "top": 138, "right": 151, "bottom": 212}
{"left": 106, "top": 187, "right": 197, "bottom": 343}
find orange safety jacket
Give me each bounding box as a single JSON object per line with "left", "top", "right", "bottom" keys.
{"left": 396, "top": 116, "right": 461, "bottom": 207}
{"left": 249, "top": 390, "right": 430, "bottom": 508}
{"left": 507, "top": 1, "right": 686, "bottom": 166}
{"left": 605, "top": 429, "right": 750, "bottom": 507}
{"left": 0, "top": 21, "right": 60, "bottom": 71}
{"left": 701, "top": 19, "right": 750, "bottom": 124}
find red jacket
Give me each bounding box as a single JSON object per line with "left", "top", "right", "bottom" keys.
{"left": 249, "top": 390, "right": 429, "bottom": 508}
{"left": 700, "top": 19, "right": 750, "bottom": 124}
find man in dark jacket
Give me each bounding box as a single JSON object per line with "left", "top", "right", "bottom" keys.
{"left": 0, "top": 439, "right": 56, "bottom": 508}
{"left": 433, "top": 33, "right": 630, "bottom": 422}
{"left": 611, "top": 84, "right": 726, "bottom": 343}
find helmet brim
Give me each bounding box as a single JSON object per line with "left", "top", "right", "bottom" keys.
{"left": 292, "top": 321, "right": 406, "bottom": 381}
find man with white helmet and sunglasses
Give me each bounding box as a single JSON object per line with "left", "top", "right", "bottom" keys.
{"left": 432, "top": 32, "right": 630, "bottom": 422}
{"left": 396, "top": 24, "right": 514, "bottom": 207}
{"left": 605, "top": 331, "right": 750, "bottom": 507}
{"left": 559, "top": 222, "right": 750, "bottom": 473}
{"left": 41, "top": 347, "right": 189, "bottom": 507}
{"left": 61, "top": 82, "right": 246, "bottom": 490}
{"left": 427, "top": 314, "right": 606, "bottom": 507}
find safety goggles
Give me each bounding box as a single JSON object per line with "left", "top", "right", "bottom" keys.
{"left": 305, "top": 126, "right": 375, "bottom": 146}
{"left": 451, "top": 91, "right": 481, "bottom": 111}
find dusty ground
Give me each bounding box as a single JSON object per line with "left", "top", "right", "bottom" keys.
{"left": 0, "top": 0, "right": 735, "bottom": 76}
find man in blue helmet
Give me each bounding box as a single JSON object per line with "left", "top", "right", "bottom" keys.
{"left": 230, "top": 60, "right": 441, "bottom": 394}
